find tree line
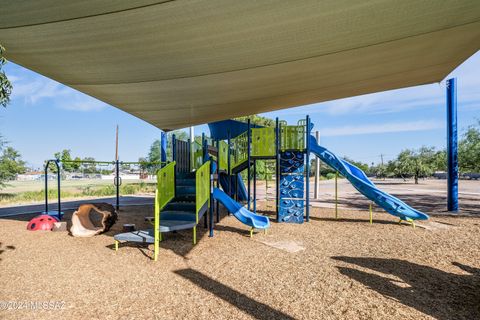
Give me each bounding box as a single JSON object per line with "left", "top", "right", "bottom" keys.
{"left": 312, "top": 121, "right": 480, "bottom": 183}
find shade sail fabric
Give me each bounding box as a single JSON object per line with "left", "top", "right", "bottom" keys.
{"left": 1, "top": 1, "right": 480, "bottom": 130}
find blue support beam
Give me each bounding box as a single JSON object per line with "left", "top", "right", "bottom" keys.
{"left": 275, "top": 117, "right": 280, "bottom": 222}
{"left": 160, "top": 131, "right": 167, "bottom": 165}
{"left": 446, "top": 78, "right": 459, "bottom": 212}
{"left": 247, "top": 119, "right": 251, "bottom": 210}
{"left": 305, "top": 115, "right": 310, "bottom": 222}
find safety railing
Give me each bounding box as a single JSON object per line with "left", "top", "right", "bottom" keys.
{"left": 154, "top": 161, "right": 176, "bottom": 261}
{"left": 195, "top": 161, "right": 210, "bottom": 221}
{"left": 230, "top": 131, "right": 248, "bottom": 169}
{"left": 251, "top": 127, "right": 276, "bottom": 157}
{"left": 219, "top": 140, "right": 229, "bottom": 171}
{"left": 192, "top": 141, "right": 203, "bottom": 170}
{"left": 280, "top": 120, "right": 306, "bottom": 151}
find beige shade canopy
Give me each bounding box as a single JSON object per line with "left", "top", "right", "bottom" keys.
{"left": 1, "top": 1, "right": 480, "bottom": 130}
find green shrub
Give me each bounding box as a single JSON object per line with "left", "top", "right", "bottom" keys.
{"left": 325, "top": 173, "right": 336, "bottom": 180}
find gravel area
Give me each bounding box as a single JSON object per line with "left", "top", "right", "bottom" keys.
{"left": 1, "top": 202, "right": 479, "bottom": 320}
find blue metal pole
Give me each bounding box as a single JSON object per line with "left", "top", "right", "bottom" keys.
{"left": 447, "top": 78, "right": 459, "bottom": 212}
{"left": 209, "top": 173, "right": 214, "bottom": 236}
{"left": 55, "top": 160, "right": 61, "bottom": 218}
{"left": 44, "top": 160, "right": 49, "bottom": 213}
{"left": 275, "top": 117, "right": 280, "bottom": 222}
{"left": 172, "top": 134, "right": 176, "bottom": 163}
{"left": 202, "top": 133, "right": 208, "bottom": 228}
{"left": 227, "top": 131, "right": 231, "bottom": 198}
{"left": 305, "top": 115, "right": 310, "bottom": 222}
{"left": 247, "top": 119, "right": 251, "bottom": 210}
{"left": 115, "top": 159, "right": 120, "bottom": 211}
{"left": 216, "top": 139, "right": 220, "bottom": 222}
{"left": 187, "top": 138, "right": 191, "bottom": 172}
{"left": 160, "top": 131, "right": 167, "bottom": 166}
{"left": 253, "top": 160, "right": 257, "bottom": 213}
{"left": 172, "top": 134, "right": 177, "bottom": 197}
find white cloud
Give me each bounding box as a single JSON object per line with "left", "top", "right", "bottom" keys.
{"left": 321, "top": 120, "right": 444, "bottom": 137}
{"left": 8, "top": 67, "right": 107, "bottom": 112}
{"left": 268, "top": 51, "right": 480, "bottom": 118}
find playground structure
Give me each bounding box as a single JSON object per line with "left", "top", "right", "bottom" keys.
{"left": 113, "top": 116, "right": 428, "bottom": 260}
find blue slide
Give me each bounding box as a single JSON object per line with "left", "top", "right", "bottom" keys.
{"left": 309, "top": 135, "right": 428, "bottom": 221}
{"left": 213, "top": 188, "right": 270, "bottom": 229}
{"left": 218, "top": 172, "right": 248, "bottom": 202}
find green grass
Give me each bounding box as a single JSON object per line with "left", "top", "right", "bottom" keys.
{"left": 0, "top": 181, "right": 156, "bottom": 205}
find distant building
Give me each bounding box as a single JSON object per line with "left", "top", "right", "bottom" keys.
{"left": 16, "top": 171, "right": 44, "bottom": 181}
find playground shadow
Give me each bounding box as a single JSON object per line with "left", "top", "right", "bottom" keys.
{"left": 214, "top": 224, "right": 257, "bottom": 237}
{"left": 0, "top": 242, "right": 16, "bottom": 261}
{"left": 105, "top": 242, "right": 152, "bottom": 259}
{"left": 397, "top": 194, "right": 479, "bottom": 215}
{"left": 369, "top": 181, "right": 410, "bottom": 185}
{"left": 320, "top": 193, "right": 479, "bottom": 215}
{"left": 309, "top": 216, "right": 400, "bottom": 226}
{"left": 333, "top": 256, "right": 480, "bottom": 320}
{"left": 175, "top": 268, "right": 294, "bottom": 320}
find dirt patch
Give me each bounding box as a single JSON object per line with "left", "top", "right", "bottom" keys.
{"left": 416, "top": 220, "right": 457, "bottom": 231}
{"left": 258, "top": 239, "right": 305, "bottom": 253}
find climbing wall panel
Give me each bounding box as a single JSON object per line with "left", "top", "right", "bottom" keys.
{"left": 278, "top": 151, "right": 305, "bottom": 223}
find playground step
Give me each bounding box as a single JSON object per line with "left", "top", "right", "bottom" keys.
{"left": 176, "top": 178, "right": 196, "bottom": 186}
{"left": 176, "top": 185, "right": 196, "bottom": 195}
{"left": 144, "top": 210, "right": 196, "bottom": 224}
{"left": 174, "top": 194, "right": 196, "bottom": 202}
{"left": 161, "top": 210, "right": 196, "bottom": 221}
{"left": 163, "top": 202, "right": 196, "bottom": 212}
{"left": 176, "top": 172, "right": 196, "bottom": 179}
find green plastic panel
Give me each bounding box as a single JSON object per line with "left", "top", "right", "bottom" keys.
{"left": 231, "top": 131, "right": 248, "bottom": 169}
{"left": 156, "top": 161, "right": 176, "bottom": 211}
{"left": 195, "top": 161, "right": 210, "bottom": 222}
{"left": 251, "top": 127, "right": 275, "bottom": 157}
{"left": 154, "top": 161, "right": 175, "bottom": 261}
{"left": 280, "top": 124, "right": 305, "bottom": 151}
{"left": 219, "top": 140, "right": 228, "bottom": 171}
{"left": 192, "top": 141, "right": 203, "bottom": 170}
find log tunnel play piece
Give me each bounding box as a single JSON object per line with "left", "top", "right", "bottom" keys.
{"left": 70, "top": 203, "right": 118, "bottom": 237}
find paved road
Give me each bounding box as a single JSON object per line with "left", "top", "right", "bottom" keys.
{"left": 0, "top": 196, "right": 154, "bottom": 217}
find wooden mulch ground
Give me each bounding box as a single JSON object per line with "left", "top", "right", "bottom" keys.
{"left": 1, "top": 202, "right": 479, "bottom": 319}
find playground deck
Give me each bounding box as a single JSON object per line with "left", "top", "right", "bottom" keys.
{"left": 1, "top": 202, "right": 479, "bottom": 319}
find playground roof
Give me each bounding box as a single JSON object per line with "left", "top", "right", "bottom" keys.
{"left": 1, "top": 1, "right": 480, "bottom": 130}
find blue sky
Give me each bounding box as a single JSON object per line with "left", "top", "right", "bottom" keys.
{"left": 1, "top": 51, "right": 479, "bottom": 168}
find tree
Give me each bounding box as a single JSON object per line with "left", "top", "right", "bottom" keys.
{"left": 137, "top": 157, "right": 149, "bottom": 176}
{"left": 54, "top": 149, "right": 80, "bottom": 172}
{"left": 0, "top": 44, "right": 13, "bottom": 108}
{"left": 372, "top": 163, "right": 388, "bottom": 179}
{"left": 458, "top": 121, "right": 480, "bottom": 173}
{"left": 0, "top": 146, "right": 26, "bottom": 187}
{"left": 342, "top": 156, "right": 369, "bottom": 173}
{"left": 235, "top": 115, "right": 275, "bottom": 127}
{"left": 81, "top": 157, "right": 97, "bottom": 174}
{"left": 390, "top": 148, "right": 436, "bottom": 184}
{"left": 148, "top": 140, "right": 161, "bottom": 163}
{"left": 165, "top": 130, "right": 189, "bottom": 160}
